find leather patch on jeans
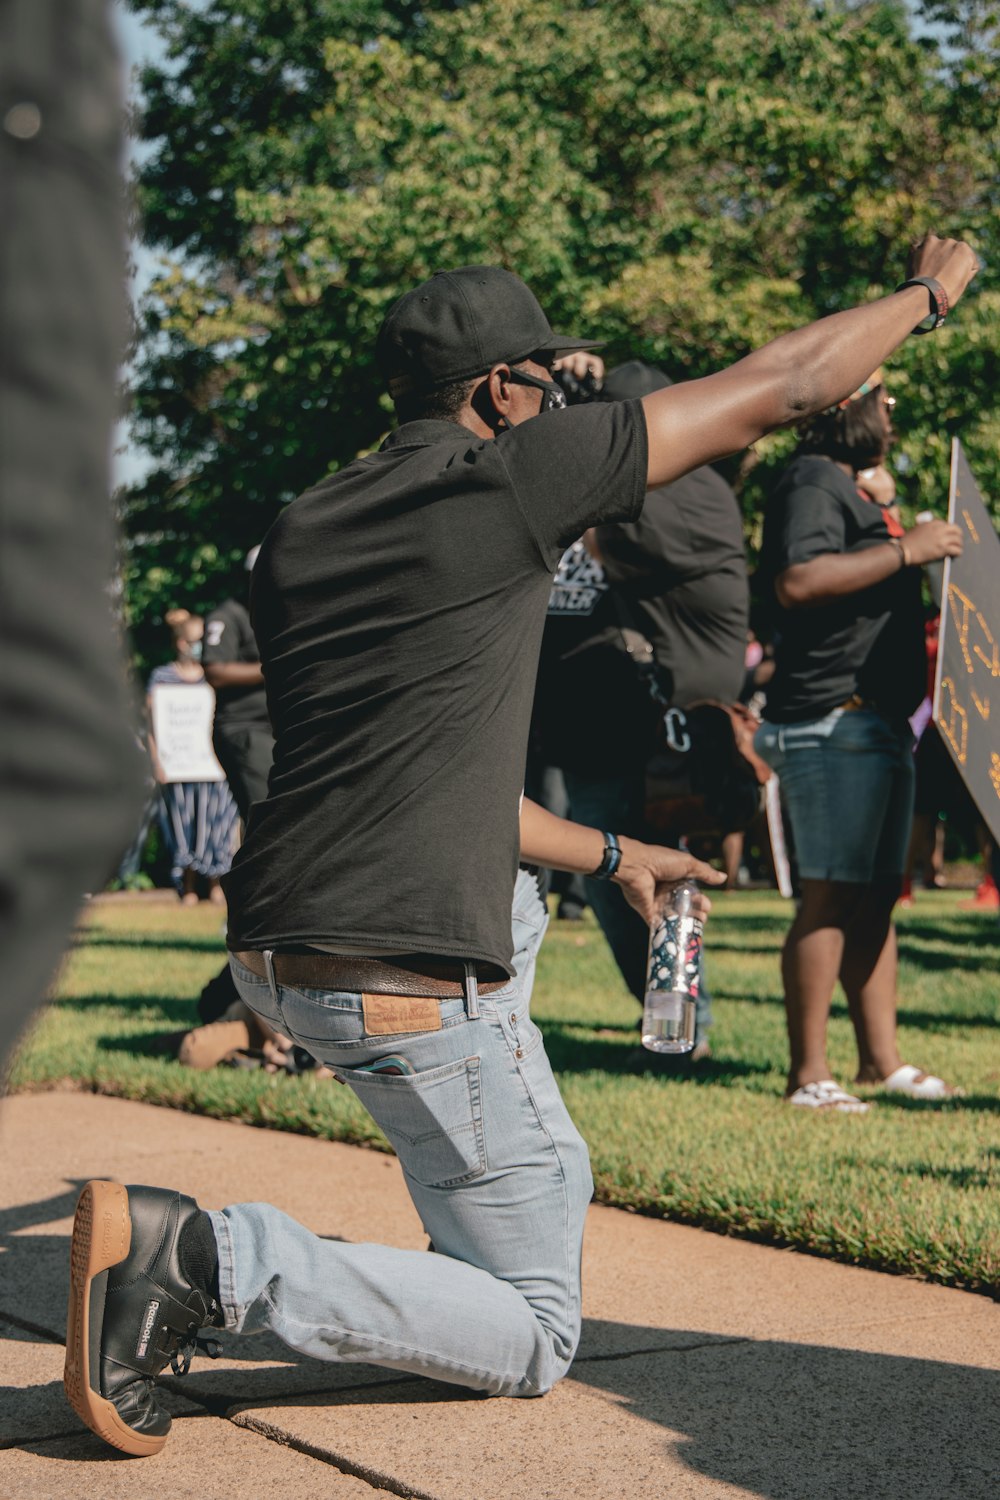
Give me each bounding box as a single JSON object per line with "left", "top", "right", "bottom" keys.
{"left": 362, "top": 993, "right": 442, "bottom": 1035}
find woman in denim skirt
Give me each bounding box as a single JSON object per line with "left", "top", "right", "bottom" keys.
{"left": 755, "top": 372, "right": 964, "bottom": 1112}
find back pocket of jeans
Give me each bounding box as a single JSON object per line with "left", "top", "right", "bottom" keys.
{"left": 342, "top": 1056, "right": 486, "bottom": 1188}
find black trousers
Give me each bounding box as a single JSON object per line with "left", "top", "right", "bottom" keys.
{"left": 1, "top": 1, "right": 145, "bottom": 1067}
{"left": 199, "top": 721, "right": 274, "bottom": 1023}
{"left": 212, "top": 722, "right": 273, "bottom": 824}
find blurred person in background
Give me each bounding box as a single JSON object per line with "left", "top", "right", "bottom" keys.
{"left": 146, "top": 610, "right": 239, "bottom": 907}
{"left": 194, "top": 550, "right": 275, "bottom": 1028}
{"left": 533, "top": 359, "right": 750, "bottom": 1064}
{"left": 203, "top": 547, "right": 273, "bottom": 822}
{"left": 755, "top": 371, "right": 964, "bottom": 1111}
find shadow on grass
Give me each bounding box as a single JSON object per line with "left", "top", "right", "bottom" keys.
{"left": 539, "top": 1024, "right": 774, "bottom": 1082}
{"left": 53, "top": 994, "right": 199, "bottom": 1025}
{"left": 871, "top": 1092, "right": 1000, "bottom": 1115}
{"left": 75, "top": 934, "right": 226, "bottom": 954}
{"left": 897, "top": 941, "right": 999, "bottom": 974}
{"left": 898, "top": 919, "right": 1000, "bottom": 947}
{"left": 704, "top": 909, "right": 793, "bottom": 933}
{"left": 895, "top": 1009, "right": 999, "bottom": 1034}
{"left": 711, "top": 986, "right": 998, "bottom": 1034}
{"left": 95, "top": 1030, "right": 190, "bottom": 1059}
{"left": 897, "top": 1151, "right": 1000, "bottom": 1188}
{"left": 698, "top": 942, "right": 783, "bottom": 957}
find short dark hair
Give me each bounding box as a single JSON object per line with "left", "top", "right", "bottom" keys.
{"left": 392, "top": 357, "right": 542, "bottom": 425}
{"left": 393, "top": 375, "right": 477, "bottom": 424}
{"left": 796, "top": 387, "right": 888, "bottom": 469}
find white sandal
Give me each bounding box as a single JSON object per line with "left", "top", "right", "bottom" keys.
{"left": 787, "top": 1080, "right": 870, "bottom": 1114}
{"left": 879, "top": 1064, "right": 963, "bottom": 1100}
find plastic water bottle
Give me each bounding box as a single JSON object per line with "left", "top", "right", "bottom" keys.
{"left": 641, "top": 879, "right": 702, "bottom": 1053}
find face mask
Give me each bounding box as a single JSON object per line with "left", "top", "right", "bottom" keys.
{"left": 505, "top": 368, "right": 568, "bottom": 411}
{"left": 189, "top": 639, "right": 203, "bottom": 661}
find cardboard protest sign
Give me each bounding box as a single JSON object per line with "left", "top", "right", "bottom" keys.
{"left": 151, "top": 682, "right": 225, "bottom": 783}
{"left": 932, "top": 440, "right": 1000, "bottom": 846}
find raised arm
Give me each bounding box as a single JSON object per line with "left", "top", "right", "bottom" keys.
{"left": 777, "top": 519, "right": 963, "bottom": 609}
{"left": 643, "top": 235, "right": 978, "bottom": 488}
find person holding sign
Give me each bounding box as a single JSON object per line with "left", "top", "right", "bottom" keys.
{"left": 756, "top": 372, "right": 964, "bottom": 1111}
{"left": 147, "top": 611, "right": 239, "bottom": 905}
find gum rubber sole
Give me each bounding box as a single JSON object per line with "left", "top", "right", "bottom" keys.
{"left": 64, "top": 1180, "right": 167, "bottom": 1457}
{"left": 178, "top": 1019, "right": 251, "bottom": 1069}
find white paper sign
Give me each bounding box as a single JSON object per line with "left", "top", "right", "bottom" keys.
{"left": 151, "top": 683, "right": 225, "bottom": 783}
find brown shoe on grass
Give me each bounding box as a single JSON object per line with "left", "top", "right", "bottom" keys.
{"left": 177, "top": 1005, "right": 265, "bottom": 1069}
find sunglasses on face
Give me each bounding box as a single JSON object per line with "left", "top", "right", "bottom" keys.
{"left": 505, "top": 367, "right": 568, "bottom": 411}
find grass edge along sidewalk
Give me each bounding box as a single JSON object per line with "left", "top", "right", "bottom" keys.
{"left": 8, "top": 890, "right": 999, "bottom": 1298}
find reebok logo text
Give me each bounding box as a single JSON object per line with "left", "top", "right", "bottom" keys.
{"left": 136, "top": 1299, "right": 161, "bottom": 1359}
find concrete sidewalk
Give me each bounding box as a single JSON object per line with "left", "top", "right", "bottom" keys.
{"left": 1, "top": 1092, "right": 997, "bottom": 1500}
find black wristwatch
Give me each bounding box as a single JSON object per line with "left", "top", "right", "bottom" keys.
{"left": 895, "top": 275, "right": 949, "bottom": 334}
{"left": 591, "top": 831, "right": 623, "bottom": 880}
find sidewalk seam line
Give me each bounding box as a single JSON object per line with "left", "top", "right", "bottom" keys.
{"left": 231, "top": 1411, "right": 439, "bottom": 1499}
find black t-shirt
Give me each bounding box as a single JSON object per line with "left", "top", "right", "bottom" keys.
{"left": 532, "top": 465, "right": 749, "bottom": 775}
{"left": 202, "top": 598, "right": 270, "bottom": 728}
{"left": 224, "top": 402, "right": 647, "bottom": 974}
{"left": 759, "top": 454, "right": 925, "bottom": 724}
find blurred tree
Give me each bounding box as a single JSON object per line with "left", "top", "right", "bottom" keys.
{"left": 123, "top": 0, "right": 999, "bottom": 665}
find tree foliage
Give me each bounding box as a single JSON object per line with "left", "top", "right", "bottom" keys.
{"left": 123, "top": 0, "right": 999, "bottom": 663}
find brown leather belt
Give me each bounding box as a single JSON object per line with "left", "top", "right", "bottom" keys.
{"left": 232, "top": 950, "right": 509, "bottom": 998}
{"left": 839, "top": 694, "right": 903, "bottom": 722}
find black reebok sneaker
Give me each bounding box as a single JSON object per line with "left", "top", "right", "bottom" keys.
{"left": 64, "top": 1180, "right": 223, "bottom": 1456}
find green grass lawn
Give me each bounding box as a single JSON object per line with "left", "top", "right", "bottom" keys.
{"left": 8, "top": 890, "right": 999, "bottom": 1294}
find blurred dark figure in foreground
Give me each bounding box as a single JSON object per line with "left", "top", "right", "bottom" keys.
{"left": 533, "top": 360, "right": 750, "bottom": 1061}
{"left": 1, "top": 1, "right": 143, "bottom": 1068}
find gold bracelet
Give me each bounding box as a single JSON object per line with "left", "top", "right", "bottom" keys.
{"left": 889, "top": 537, "right": 909, "bottom": 569}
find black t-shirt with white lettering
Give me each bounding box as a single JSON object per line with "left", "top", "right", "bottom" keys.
{"left": 202, "top": 598, "right": 270, "bottom": 728}
{"left": 532, "top": 465, "right": 749, "bottom": 775}
{"left": 760, "top": 455, "right": 925, "bottom": 724}
{"left": 224, "top": 403, "right": 647, "bottom": 974}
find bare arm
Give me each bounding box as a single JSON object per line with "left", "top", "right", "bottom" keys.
{"left": 777, "top": 519, "right": 963, "bottom": 609}
{"left": 203, "top": 660, "right": 264, "bottom": 689}
{"left": 145, "top": 694, "right": 166, "bottom": 783}
{"left": 643, "top": 235, "right": 978, "bottom": 488}
{"left": 519, "top": 796, "right": 724, "bottom": 926}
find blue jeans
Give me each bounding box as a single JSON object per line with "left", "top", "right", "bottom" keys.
{"left": 213, "top": 871, "right": 593, "bottom": 1397}
{"left": 755, "top": 707, "right": 915, "bottom": 883}
{"left": 562, "top": 769, "right": 713, "bottom": 1042}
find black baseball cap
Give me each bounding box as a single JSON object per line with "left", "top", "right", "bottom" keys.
{"left": 376, "top": 266, "right": 601, "bottom": 398}
{"left": 599, "top": 360, "right": 672, "bottom": 401}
